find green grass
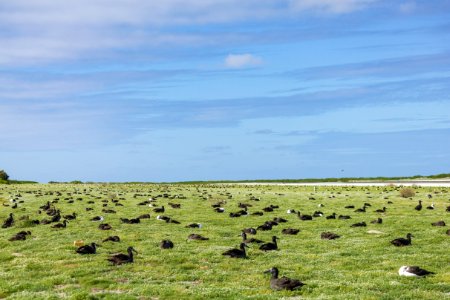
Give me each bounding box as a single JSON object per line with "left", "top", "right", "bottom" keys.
{"left": 0, "top": 183, "right": 449, "bottom": 299}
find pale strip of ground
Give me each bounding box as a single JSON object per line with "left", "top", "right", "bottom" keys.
{"left": 235, "top": 180, "right": 450, "bottom": 187}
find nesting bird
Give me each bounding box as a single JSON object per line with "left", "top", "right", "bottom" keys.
{"left": 76, "top": 242, "right": 97, "bottom": 254}
{"left": 431, "top": 220, "right": 446, "bottom": 226}
{"left": 51, "top": 220, "right": 68, "bottom": 228}
{"left": 2, "top": 213, "right": 14, "bottom": 228}
{"left": 103, "top": 236, "right": 120, "bottom": 242}
{"left": 107, "top": 246, "right": 137, "bottom": 265}
{"left": 185, "top": 223, "right": 202, "bottom": 228}
{"left": 9, "top": 231, "right": 31, "bottom": 241}
{"left": 398, "top": 266, "right": 434, "bottom": 277}
{"left": 321, "top": 232, "right": 340, "bottom": 240}
{"left": 259, "top": 236, "right": 279, "bottom": 251}
{"left": 160, "top": 239, "right": 174, "bottom": 249}
{"left": 391, "top": 233, "right": 413, "bottom": 247}
{"left": 350, "top": 222, "right": 366, "bottom": 227}
{"left": 241, "top": 232, "right": 264, "bottom": 244}
{"left": 222, "top": 242, "right": 248, "bottom": 258}
{"left": 187, "top": 233, "right": 209, "bottom": 241}
{"left": 98, "top": 223, "right": 112, "bottom": 230}
{"left": 264, "top": 267, "right": 305, "bottom": 291}
{"left": 281, "top": 228, "right": 300, "bottom": 235}
{"left": 415, "top": 200, "right": 422, "bottom": 211}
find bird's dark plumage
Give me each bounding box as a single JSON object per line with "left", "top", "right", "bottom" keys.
{"left": 107, "top": 246, "right": 137, "bottom": 265}
{"left": 391, "top": 233, "right": 413, "bottom": 246}
{"left": 259, "top": 236, "right": 278, "bottom": 251}
{"left": 103, "top": 235, "right": 120, "bottom": 242}
{"left": 160, "top": 239, "right": 174, "bottom": 249}
{"left": 264, "top": 267, "right": 305, "bottom": 291}
{"left": 399, "top": 266, "right": 434, "bottom": 277}
{"left": 222, "top": 242, "right": 248, "bottom": 258}
{"left": 321, "top": 232, "right": 340, "bottom": 240}
{"left": 2, "top": 213, "right": 14, "bottom": 228}
{"left": 188, "top": 234, "right": 209, "bottom": 240}
{"left": 76, "top": 243, "right": 97, "bottom": 254}
{"left": 281, "top": 228, "right": 300, "bottom": 235}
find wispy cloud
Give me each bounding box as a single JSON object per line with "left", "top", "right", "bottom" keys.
{"left": 289, "top": 0, "right": 377, "bottom": 14}
{"left": 283, "top": 52, "right": 450, "bottom": 80}
{"left": 0, "top": 0, "right": 382, "bottom": 66}
{"left": 224, "top": 53, "right": 263, "bottom": 69}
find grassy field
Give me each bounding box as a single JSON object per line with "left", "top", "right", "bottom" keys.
{"left": 0, "top": 183, "right": 449, "bottom": 299}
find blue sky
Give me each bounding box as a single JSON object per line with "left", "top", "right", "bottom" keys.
{"left": 1, "top": 0, "right": 449, "bottom": 182}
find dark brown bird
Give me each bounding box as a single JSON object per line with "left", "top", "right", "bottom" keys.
{"left": 120, "top": 218, "right": 140, "bottom": 224}
{"left": 63, "top": 212, "right": 77, "bottom": 220}
{"left": 375, "top": 207, "right": 386, "bottom": 213}
{"left": 370, "top": 218, "right": 383, "bottom": 224}
{"left": 241, "top": 232, "right": 264, "bottom": 244}
{"left": 51, "top": 220, "right": 68, "bottom": 228}
{"left": 185, "top": 223, "right": 202, "bottom": 228}
{"left": 297, "top": 211, "right": 312, "bottom": 221}
{"left": 2, "top": 213, "right": 14, "bottom": 228}
{"left": 160, "top": 239, "right": 174, "bottom": 249}
{"left": 107, "top": 246, "right": 137, "bottom": 265}
{"left": 431, "top": 220, "right": 446, "bottom": 226}
{"left": 391, "top": 233, "right": 413, "bottom": 247}
{"left": 99, "top": 223, "right": 112, "bottom": 230}
{"left": 264, "top": 267, "right": 305, "bottom": 291}
{"left": 415, "top": 200, "right": 422, "bottom": 211}
{"left": 9, "top": 231, "right": 31, "bottom": 241}
{"left": 76, "top": 242, "right": 97, "bottom": 254}
{"left": 222, "top": 242, "right": 248, "bottom": 258}
{"left": 153, "top": 206, "right": 165, "bottom": 213}
{"left": 187, "top": 233, "right": 209, "bottom": 241}
{"left": 259, "top": 236, "right": 279, "bottom": 251}
{"left": 138, "top": 214, "right": 151, "bottom": 219}
{"left": 350, "top": 222, "right": 366, "bottom": 227}
{"left": 321, "top": 232, "right": 340, "bottom": 240}
{"left": 326, "top": 213, "right": 336, "bottom": 219}
{"left": 281, "top": 228, "right": 300, "bottom": 235}
{"left": 103, "top": 235, "right": 120, "bottom": 242}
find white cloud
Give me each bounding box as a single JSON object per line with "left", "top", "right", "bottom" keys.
{"left": 0, "top": 0, "right": 378, "bottom": 66}
{"left": 224, "top": 54, "right": 263, "bottom": 69}
{"left": 289, "top": 0, "right": 377, "bottom": 14}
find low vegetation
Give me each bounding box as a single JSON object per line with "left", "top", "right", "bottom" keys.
{"left": 399, "top": 187, "right": 416, "bottom": 198}
{"left": 0, "top": 183, "right": 448, "bottom": 299}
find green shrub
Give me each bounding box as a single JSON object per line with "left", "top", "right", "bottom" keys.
{"left": 399, "top": 187, "right": 415, "bottom": 198}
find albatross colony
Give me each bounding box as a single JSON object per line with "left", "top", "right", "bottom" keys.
{"left": 0, "top": 183, "right": 448, "bottom": 299}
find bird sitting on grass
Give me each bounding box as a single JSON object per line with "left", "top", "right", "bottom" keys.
{"left": 259, "top": 236, "right": 279, "bottom": 251}
{"left": 187, "top": 233, "right": 209, "bottom": 241}
{"left": 9, "top": 231, "right": 31, "bottom": 241}
{"left": 76, "top": 242, "right": 98, "bottom": 254}
{"left": 264, "top": 267, "right": 305, "bottom": 291}
{"left": 160, "top": 240, "right": 174, "bottom": 249}
{"left": 391, "top": 233, "right": 413, "bottom": 247}
{"left": 398, "top": 266, "right": 434, "bottom": 277}
{"left": 103, "top": 236, "right": 120, "bottom": 242}
{"left": 281, "top": 228, "right": 300, "bottom": 235}
{"left": 241, "top": 231, "right": 264, "bottom": 244}
{"left": 222, "top": 243, "right": 248, "bottom": 258}
{"left": 2, "top": 213, "right": 14, "bottom": 228}
{"left": 107, "top": 246, "right": 137, "bottom": 265}
{"left": 51, "top": 220, "right": 68, "bottom": 228}
{"left": 321, "top": 232, "right": 340, "bottom": 240}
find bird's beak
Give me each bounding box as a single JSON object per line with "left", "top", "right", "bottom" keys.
{"left": 263, "top": 269, "right": 271, "bottom": 274}
{"left": 132, "top": 248, "right": 138, "bottom": 254}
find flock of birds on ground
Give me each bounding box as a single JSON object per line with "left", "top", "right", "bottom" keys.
{"left": 1, "top": 184, "right": 449, "bottom": 292}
